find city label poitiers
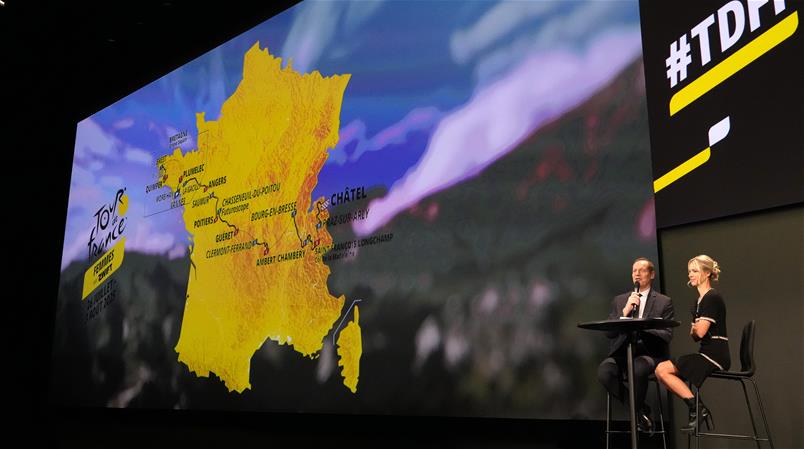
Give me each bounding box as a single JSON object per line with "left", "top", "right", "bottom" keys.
{"left": 194, "top": 216, "right": 216, "bottom": 228}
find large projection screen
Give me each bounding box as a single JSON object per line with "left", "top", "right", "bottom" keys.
{"left": 51, "top": 0, "right": 659, "bottom": 419}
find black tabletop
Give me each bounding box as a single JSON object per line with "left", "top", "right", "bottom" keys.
{"left": 577, "top": 318, "right": 680, "bottom": 332}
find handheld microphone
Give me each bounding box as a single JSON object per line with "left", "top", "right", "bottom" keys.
{"left": 631, "top": 281, "right": 640, "bottom": 318}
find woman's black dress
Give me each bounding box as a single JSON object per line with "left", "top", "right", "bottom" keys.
{"left": 676, "top": 289, "right": 731, "bottom": 387}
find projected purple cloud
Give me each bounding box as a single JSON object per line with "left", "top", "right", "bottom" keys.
{"left": 355, "top": 29, "right": 642, "bottom": 235}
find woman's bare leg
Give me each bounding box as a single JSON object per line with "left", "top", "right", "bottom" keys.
{"left": 655, "top": 360, "right": 694, "bottom": 399}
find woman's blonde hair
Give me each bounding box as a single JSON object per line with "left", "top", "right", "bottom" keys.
{"left": 688, "top": 254, "right": 721, "bottom": 282}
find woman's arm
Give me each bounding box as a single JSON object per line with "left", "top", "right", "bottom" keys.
{"left": 690, "top": 319, "right": 711, "bottom": 341}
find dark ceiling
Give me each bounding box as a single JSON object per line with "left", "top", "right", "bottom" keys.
{"left": 2, "top": 0, "right": 300, "bottom": 121}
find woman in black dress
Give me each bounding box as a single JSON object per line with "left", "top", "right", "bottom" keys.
{"left": 655, "top": 255, "right": 730, "bottom": 431}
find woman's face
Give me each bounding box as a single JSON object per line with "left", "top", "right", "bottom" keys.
{"left": 688, "top": 261, "right": 710, "bottom": 287}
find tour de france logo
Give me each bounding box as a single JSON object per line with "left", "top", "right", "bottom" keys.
{"left": 82, "top": 188, "right": 128, "bottom": 301}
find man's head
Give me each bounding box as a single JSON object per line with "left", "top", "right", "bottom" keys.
{"left": 632, "top": 258, "right": 655, "bottom": 290}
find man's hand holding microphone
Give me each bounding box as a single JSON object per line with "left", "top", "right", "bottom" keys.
{"left": 623, "top": 281, "right": 641, "bottom": 317}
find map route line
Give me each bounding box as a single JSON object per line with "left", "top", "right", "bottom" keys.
{"left": 205, "top": 189, "right": 269, "bottom": 255}
{"left": 178, "top": 176, "right": 294, "bottom": 257}
{"left": 208, "top": 193, "right": 239, "bottom": 233}
{"left": 291, "top": 199, "right": 330, "bottom": 249}
{"left": 182, "top": 176, "right": 201, "bottom": 186}
{"left": 142, "top": 171, "right": 207, "bottom": 218}
{"left": 314, "top": 199, "right": 329, "bottom": 224}
{"left": 147, "top": 173, "right": 278, "bottom": 258}
{"left": 291, "top": 210, "right": 317, "bottom": 249}
{"left": 332, "top": 299, "right": 363, "bottom": 345}
{"left": 159, "top": 170, "right": 330, "bottom": 255}
{"left": 183, "top": 176, "right": 327, "bottom": 254}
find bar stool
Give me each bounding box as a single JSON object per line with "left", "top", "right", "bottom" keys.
{"left": 606, "top": 374, "right": 668, "bottom": 449}
{"left": 689, "top": 320, "right": 774, "bottom": 449}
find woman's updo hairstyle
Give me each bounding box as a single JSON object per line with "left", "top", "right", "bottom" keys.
{"left": 688, "top": 254, "right": 721, "bottom": 282}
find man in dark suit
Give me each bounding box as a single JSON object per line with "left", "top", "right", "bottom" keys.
{"left": 597, "top": 257, "right": 674, "bottom": 433}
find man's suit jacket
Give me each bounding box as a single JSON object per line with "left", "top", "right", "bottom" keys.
{"left": 606, "top": 289, "right": 674, "bottom": 359}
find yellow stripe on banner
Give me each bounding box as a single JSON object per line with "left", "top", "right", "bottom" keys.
{"left": 653, "top": 148, "right": 711, "bottom": 193}
{"left": 669, "top": 11, "right": 799, "bottom": 116}
{"left": 82, "top": 237, "right": 126, "bottom": 299}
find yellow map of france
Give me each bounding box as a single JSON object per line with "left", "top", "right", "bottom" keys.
{"left": 161, "top": 42, "right": 361, "bottom": 394}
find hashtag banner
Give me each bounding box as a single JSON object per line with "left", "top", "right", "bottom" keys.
{"left": 640, "top": 0, "right": 803, "bottom": 228}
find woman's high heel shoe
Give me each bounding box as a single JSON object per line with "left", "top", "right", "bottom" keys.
{"left": 681, "top": 403, "right": 715, "bottom": 432}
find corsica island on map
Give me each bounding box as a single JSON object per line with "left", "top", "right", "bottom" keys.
{"left": 160, "top": 42, "right": 361, "bottom": 394}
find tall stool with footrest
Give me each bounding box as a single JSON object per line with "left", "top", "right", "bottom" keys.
{"left": 688, "top": 320, "right": 774, "bottom": 449}
{"left": 606, "top": 373, "right": 668, "bottom": 449}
